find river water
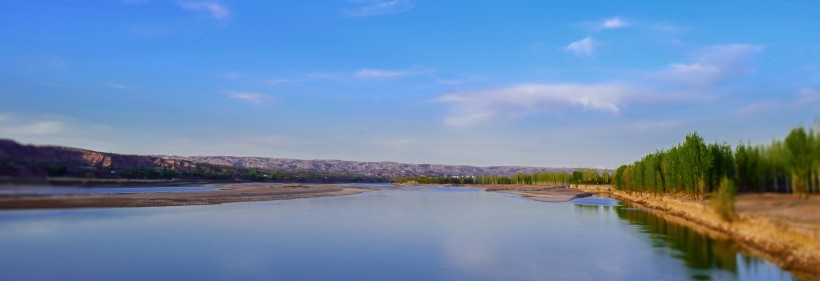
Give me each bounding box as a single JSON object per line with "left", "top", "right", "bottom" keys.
{"left": 0, "top": 186, "right": 795, "bottom": 281}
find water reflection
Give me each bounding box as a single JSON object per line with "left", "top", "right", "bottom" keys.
{"left": 572, "top": 200, "right": 795, "bottom": 281}
{"left": 573, "top": 203, "right": 613, "bottom": 218}
{"left": 0, "top": 190, "right": 797, "bottom": 281}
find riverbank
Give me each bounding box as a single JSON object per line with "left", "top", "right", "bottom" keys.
{"left": 479, "top": 184, "right": 593, "bottom": 202}
{"left": 0, "top": 183, "right": 375, "bottom": 209}
{"left": 573, "top": 184, "right": 820, "bottom": 279}
{"left": 398, "top": 183, "right": 594, "bottom": 202}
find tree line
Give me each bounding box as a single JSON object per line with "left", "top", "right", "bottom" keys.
{"left": 394, "top": 169, "right": 611, "bottom": 186}
{"left": 614, "top": 127, "right": 820, "bottom": 197}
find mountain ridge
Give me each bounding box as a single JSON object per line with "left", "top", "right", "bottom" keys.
{"left": 1, "top": 139, "right": 580, "bottom": 180}
{"left": 172, "top": 156, "right": 574, "bottom": 178}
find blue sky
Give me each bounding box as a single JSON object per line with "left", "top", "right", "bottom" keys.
{"left": 1, "top": 0, "right": 820, "bottom": 168}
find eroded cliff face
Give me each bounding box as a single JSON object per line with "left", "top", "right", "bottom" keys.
{"left": 82, "top": 151, "right": 112, "bottom": 169}
{"left": 0, "top": 140, "right": 206, "bottom": 179}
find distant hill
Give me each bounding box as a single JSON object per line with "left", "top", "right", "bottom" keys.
{"left": 0, "top": 139, "right": 575, "bottom": 183}
{"left": 0, "top": 139, "right": 201, "bottom": 179}
{"left": 174, "top": 156, "right": 572, "bottom": 178}
{"left": 0, "top": 140, "right": 386, "bottom": 183}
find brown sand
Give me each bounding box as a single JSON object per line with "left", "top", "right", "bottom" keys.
{"left": 0, "top": 183, "right": 376, "bottom": 209}
{"left": 396, "top": 183, "right": 594, "bottom": 202}
{"left": 477, "top": 184, "right": 594, "bottom": 202}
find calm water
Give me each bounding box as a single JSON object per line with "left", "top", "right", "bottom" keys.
{"left": 0, "top": 186, "right": 221, "bottom": 195}
{"left": 0, "top": 187, "right": 795, "bottom": 281}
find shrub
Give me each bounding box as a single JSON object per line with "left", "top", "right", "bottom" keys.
{"left": 711, "top": 177, "right": 737, "bottom": 222}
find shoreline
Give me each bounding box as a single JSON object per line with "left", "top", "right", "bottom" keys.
{"left": 572, "top": 184, "right": 820, "bottom": 279}
{"left": 0, "top": 183, "right": 378, "bottom": 209}
{"left": 0, "top": 183, "right": 593, "bottom": 210}
{"left": 398, "top": 183, "right": 595, "bottom": 202}
{"left": 472, "top": 184, "right": 594, "bottom": 202}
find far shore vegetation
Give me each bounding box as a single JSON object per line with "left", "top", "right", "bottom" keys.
{"left": 394, "top": 170, "right": 606, "bottom": 186}
{"left": 397, "top": 126, "right": 819, "bottom": 221}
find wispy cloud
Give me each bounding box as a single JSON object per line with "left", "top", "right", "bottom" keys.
{"left": 649, "top": 23, "right": 685, "bottom": 33}
{"left": 121, "top": 0, "right": 151, "bottom": 4}
{"left": 105, "top": 83, "right": 130, "bottom": 90}
{"left": 262, "top": 78, "right": 292, "bottom": 86}
{"left": 565, "top": 37, "right": 597, "bottom": 57}
{"left": 222, "top": 71, "right": 241, "bottom": 80}
{"left": 436, "top": 83, "right": 632, "bottom": 126}
{"left": 658, "top": 44, "right": 763, "bottom": 88}
{"left": 227, "top": 92, "right": 269, "bottom": 105}
{"left": 796, "top": 88, "right": 820, "bottom": 103}
{"left": 0, "top": 118, "right": 66, "bottom": 136}
{"left": 178, "top": 1, "right": 230, "bottom": 21}
{"left": 342, "top": 0, "right": 413, "bottom": 18}
{"left": 423, "top": 71, "right": 470, "bottom": 85}
{"left": 738, "top": 87, "right": 820, "bottom": 117}
{"left": 355, "top": 68, "right": 412, "bottom": 78}
{"left": 601, "top": 17, "right": 628, "bottom": 29}
{"left": 628, "top": 119, "right": 681, "bottom": 132}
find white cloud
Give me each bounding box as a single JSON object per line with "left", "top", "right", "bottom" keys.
{"left": 342, "top": 0, "right": 413, "bottom": 17}
{"left": 566, "top": 37, "right": 596, "bottom": 57}
{"left": 601, "top": 17, "right": 627, "bottom": 29}
{"left": 227, "top": 92, "right": 268, "bottom": 105}
{"left": 659, "top": 44, "right": 763, "bottom": 88}
{"left": 355, "top": 68, "right": 411, "bottom": 78}
{"left": 178, "top": 1, "right": 230, "bottom": 21}
{"left": 436, "top": 83, "right": 632, "bottom": 126}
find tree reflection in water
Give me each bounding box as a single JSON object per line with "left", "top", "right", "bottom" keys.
{"left": 573, "top": 202, "right": 790, "bottom": 281}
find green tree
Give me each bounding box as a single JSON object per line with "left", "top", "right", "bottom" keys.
{"left": 784, "top": 127, "right": 815, "bottom": 197}
{"left": 681, "top": 133, "right": 712, "bottom": 198}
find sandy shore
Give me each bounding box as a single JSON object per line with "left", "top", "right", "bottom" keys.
{"left": 0, "top": 183, "right": 378, "bottom": 209}
{"left": 477, "top": 184, "right": 594, "bottom": 202}
{"left": 395, "top": 183, "right": 595, "bottom": 202}
{"left": 0, "top": 182, "right": 593, "bottom": 210}
{"left": 572, "top": 185, "right": 820, "bottom": 279}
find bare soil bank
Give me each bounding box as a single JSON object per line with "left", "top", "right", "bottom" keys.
{"left": 574, "top": 185, "right": 820, "bottom": 279}
{"left": 0, "top": 183, "right": 375, "bottom": 209}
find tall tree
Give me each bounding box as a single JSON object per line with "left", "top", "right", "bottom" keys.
{"left": 784, "top": 127, "right": 814, "bottom": 197}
